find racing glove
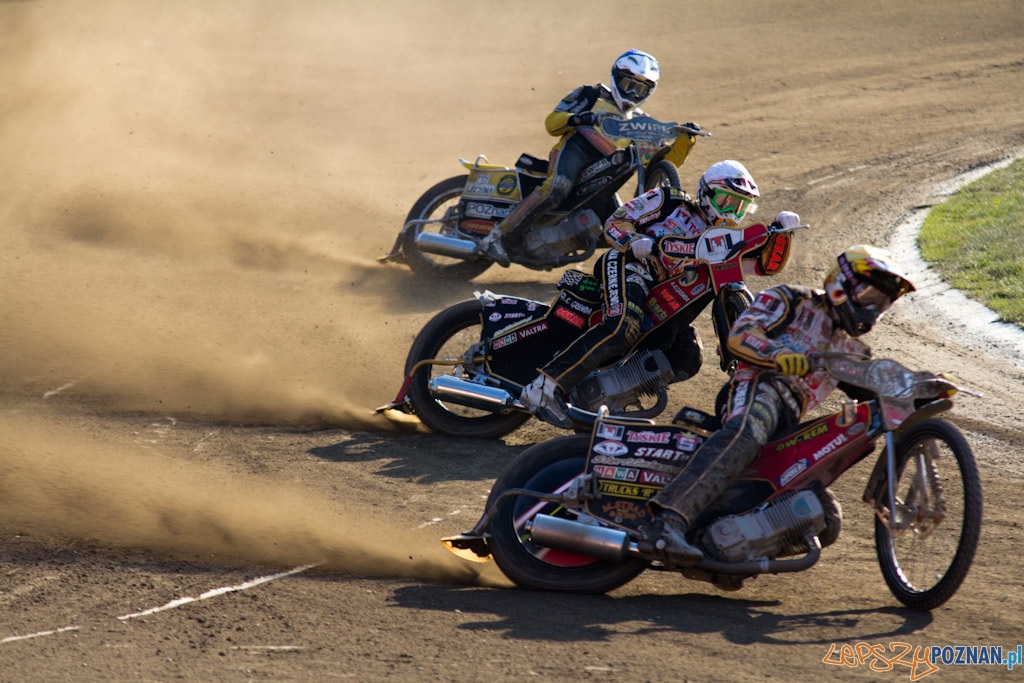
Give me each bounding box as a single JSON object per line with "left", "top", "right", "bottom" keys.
{"left": 772, "top": 211, "right": 801, "bottom": 230}
{"left": 774, "top": 351, "right": 810, "bottom": 376}
{"left": 569, "top": 111, "right": 599, "bottom": 127}
{"left": 629, "top": 236, "right": 655, "bottom": 260}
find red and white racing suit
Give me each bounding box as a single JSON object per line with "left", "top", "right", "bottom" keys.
{"left": 539, "top": 188, "right": 711, "bottom": 394}
{"left": 649, "top": 284, "right": 869, "bottom": 525}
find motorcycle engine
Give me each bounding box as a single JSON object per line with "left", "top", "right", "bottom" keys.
{"left": 702, "top": 490, "right": 826, "bottom": 562}
{"left": 570, "top": 349, "right": 674, "bottom": 413}
{"left": 522, "top": 209, "right": 603, "bottom": 258}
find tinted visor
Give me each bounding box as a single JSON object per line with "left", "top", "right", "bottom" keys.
{"left": 615, "top": 72, "right": 655, "bottom": 101}
{"left": 710, "top": 190, "right": 752, "bottom": 218}
{"left": 851, "top": 281, "right": 893, "bottom": 313}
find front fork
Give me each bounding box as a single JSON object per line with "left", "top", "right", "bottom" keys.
{"left": 876, "top": 431, "right": 943, "bottom": 536}
{"left": 712, "top": 284, "right": 753, "bottom": 372}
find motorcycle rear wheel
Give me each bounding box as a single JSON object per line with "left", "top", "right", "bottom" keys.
{"left": 488, "top": 434, "right": 647, "bottom": 593}
{"left": 643, "top": 160, "right": 681, "bottom": 192}
{"left": 874, "top": 419, "right": 982, "bottom": 610}
{"left": 401, "top": 175, "right": 494, "bottom": 281}
{"left": 406, "top": 300, "right": 531, "bottom": 438}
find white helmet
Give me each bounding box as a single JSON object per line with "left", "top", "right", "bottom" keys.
{"left": 610, "top": 49, "right": 660, "bottom": 112}
{"left": 697, "top": 160, "right": 760, "bottom": 226}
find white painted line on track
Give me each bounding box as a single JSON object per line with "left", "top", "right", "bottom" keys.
{"left": 42, "top": 381, "right": 76, "bottom": 399}
{"left": 117, "top": 563, "right": 320, "bottom": 622}
{"left": 1, "top": 626, "right": 80, "bottom": 644}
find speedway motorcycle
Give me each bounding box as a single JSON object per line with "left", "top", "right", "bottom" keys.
{"left": 442, "top": 352, "right": 983, "bottom": 611}
{"left": 379, "top": 116, "right": 709, "bottom": 280}
{"left": 378, "top": 221, "right": 803, "bottom": 438}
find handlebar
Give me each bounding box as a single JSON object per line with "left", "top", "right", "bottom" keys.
{"left": 676, "top": 125, "right": 711, "bottom": 137}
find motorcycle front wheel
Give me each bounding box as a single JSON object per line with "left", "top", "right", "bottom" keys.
{"left": 874, "top": 419, "right": 982, "bottom": 610}
{"left": 406, "top": 300, "right": 531, "bottom": 438}
{"left": 400, "top": 175, "right": 494, "bottom": 281}
{"left": 643, "top": 160, "right": 681, "bottom": 192}
{"left": 488, "top": 434, "right": 648, "bottom": 593}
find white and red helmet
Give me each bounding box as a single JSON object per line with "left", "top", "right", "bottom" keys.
{"left": 610, "top": 49, "right": 660, "bottom": 112}
{"left": 697, "top": 160, "right": 760, "bottom": 226}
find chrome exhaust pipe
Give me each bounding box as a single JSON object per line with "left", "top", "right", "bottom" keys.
{"left": 414, "top": 232, "right": 482, "bottom": 260}
{"left": 526, "top": 515, "right": 630, "bottom": 562}
{"left": 427, "top": 375, "right": 521, "bottom": 411}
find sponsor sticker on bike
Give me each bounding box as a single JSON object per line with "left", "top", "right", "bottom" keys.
{"left": 596, "top": 422, "right": 624, "bottom": 441}
{"left": 592, "top": 440, "right": 629, "bottom": 457}
{"left": 496, "top": 174, "right": 517, "bottom": 195}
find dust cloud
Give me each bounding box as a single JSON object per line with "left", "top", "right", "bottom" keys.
{"left": 0, "top": 1, "right": 442, "bottom": 429}
{"left": 0, "top": 413, "right": 507, "bottom": 587}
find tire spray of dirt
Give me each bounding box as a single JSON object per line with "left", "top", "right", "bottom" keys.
{"left": 0, "top": 413, "right": 508, "bottom": 587}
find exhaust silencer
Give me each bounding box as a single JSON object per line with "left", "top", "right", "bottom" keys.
{"left": 414, "top": 232, "right": 482, "bottom": 260}
{"left": 428, "top": 375, "right": 520, "bottom": 411}
{"left": 526, "top": 515, "right": 629, "bottom": 562}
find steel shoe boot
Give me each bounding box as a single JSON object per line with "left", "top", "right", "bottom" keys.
{"left": 476, "top": 227, "right": 510, "bottom": 267}
{"left": 650, "top": 511, "right": 704, "bottom": 567}
{"left": 519, "top": 375, "right": 573, "bottom": 429}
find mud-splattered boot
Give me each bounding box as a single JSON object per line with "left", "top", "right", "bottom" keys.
{"left": 649, "top": 510, "right": 704, "bottom": 567}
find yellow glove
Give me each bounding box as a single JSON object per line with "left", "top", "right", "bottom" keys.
{"left": 775, "top": 352, "right": 810, "bottom": 376}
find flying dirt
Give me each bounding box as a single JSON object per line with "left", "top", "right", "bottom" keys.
{"left": 0, "top": 411, "right": 504, "bottom": 587}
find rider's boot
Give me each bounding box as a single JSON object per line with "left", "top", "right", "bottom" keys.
{"left": 476, "top": 227, "right": 510, "bottom": 268}
{"left": 519, "top": 374, "right": 573, "bottom": 429}
{"left": 649, "top": 510, "right": 704, "bottom": 567}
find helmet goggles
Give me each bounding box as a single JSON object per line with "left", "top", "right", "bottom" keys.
{"left": 709, "top": 189, "right": 753, "bottom": 219}
{"left": 614, "top": 71, "right": 655, "bottom": 101}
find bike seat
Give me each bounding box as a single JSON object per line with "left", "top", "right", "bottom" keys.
{"left": 516, "top": 153, "right": 549, "bottom": 177}
{"left": 671, "top": 406, "right": 720, "bottom": 435}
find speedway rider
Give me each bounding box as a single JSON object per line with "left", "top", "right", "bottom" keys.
{"left": 646, "top": 245, "right": 916, "bottom": 567}
{"left": 477, "top": 49, "right": 685, "bottom": 266}
{"left": 520, "top": 159, "right": 802, "bottom": 428}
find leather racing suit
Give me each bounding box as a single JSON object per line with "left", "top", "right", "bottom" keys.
{"left": 538, "top": 187, "right": 710, "bottom": 394}
{"left": 495, "top": 84, "right": 647, "bottom": 245}
{"left": 648, "top": 284, "right": 870, "bottom": 527}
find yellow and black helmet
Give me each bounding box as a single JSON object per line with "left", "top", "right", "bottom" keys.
{"left": 823, "top": 245, "right": 915, "bottom": 336}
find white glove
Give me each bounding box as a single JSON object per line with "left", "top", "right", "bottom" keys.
{"left": 630, "top": 236, "right": 655, "bottom": 260}
{"left": 774, "top": 211, "right": 800, "bottom": 230}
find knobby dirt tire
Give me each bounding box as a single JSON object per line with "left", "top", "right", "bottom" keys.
{"left": 643, "top": 160, "right": 681, "bottom": 192}
{"left": 406, "top": 300, "right": 530, "bottom": 438}
{"left": 400, "top": 175, "right": 494, "bottom": 281}
{"left": 487, "top": 434, "right": 647, "bottom": 593}
{"left": 874, "top": 419, "right": 982, "bottom": 610}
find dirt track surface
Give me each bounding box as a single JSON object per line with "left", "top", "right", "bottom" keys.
{"left": 2, "top": 1, "right": 1023, "bottom": 680}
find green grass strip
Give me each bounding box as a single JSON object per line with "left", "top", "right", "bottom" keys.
{"left": 918, "top": 157, "right": 1024, "bottom": 327}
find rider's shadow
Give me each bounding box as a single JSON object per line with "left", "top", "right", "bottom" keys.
{"left": 307, "top": 433, "right": 531, "bottom": 484}
{"left": 388, "top": 584, "right": 932, "bottom": 644}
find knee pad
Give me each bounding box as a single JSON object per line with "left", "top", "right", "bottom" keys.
{"left": 548, "top": 175, "right": 574, "bottom": 204}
